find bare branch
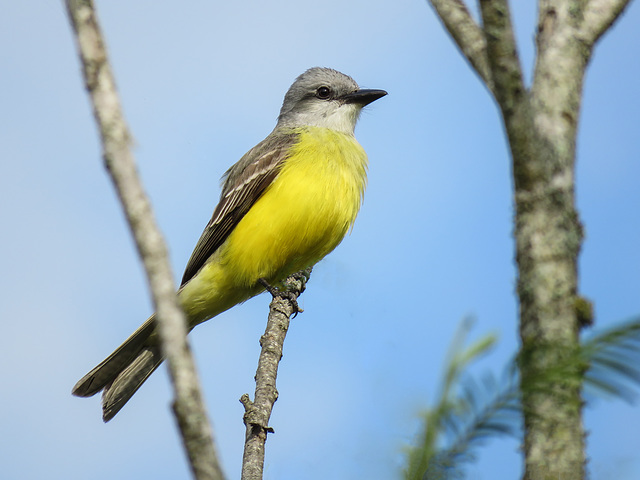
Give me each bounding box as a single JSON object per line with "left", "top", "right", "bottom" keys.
{"left": 240, "top": 270, "right": 311, "bottom": 480}
{"left": 479, "top": 0, "right": 526, "bottom": 113}
{"left": 64, "top": 1, "right": 225, "bottom": 479}
{"left": 478, "top": 0, "right": 537, "bottom": 193}
{"left": 427, "top": 0, "right": 495, "bottom": 92}
{"left": 578, "top": 0, "right": 634, "bottom": 46}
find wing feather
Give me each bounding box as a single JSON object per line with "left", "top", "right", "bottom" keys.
{"left": 180, "top": 131, "right": 299, "bottom": 286}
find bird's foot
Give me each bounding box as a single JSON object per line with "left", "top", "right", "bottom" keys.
{"left": 258, "top": 278, "right": 304, "bottom": 317}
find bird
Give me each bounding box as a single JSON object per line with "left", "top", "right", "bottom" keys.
{"left": 72, "top": 67, "right": 387, "bottom": 422}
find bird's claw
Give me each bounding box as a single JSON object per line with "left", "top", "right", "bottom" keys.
{"left": 258, "top": 278, "right": 303, "bottom": 317}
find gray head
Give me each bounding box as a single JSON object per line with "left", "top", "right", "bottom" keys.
{"left": 276, "top": 67, "right": 387, "bottom": 134}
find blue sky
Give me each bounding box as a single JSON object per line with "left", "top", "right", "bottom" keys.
{"left": 1, "top": 1, "right": 639, "bottom": 479}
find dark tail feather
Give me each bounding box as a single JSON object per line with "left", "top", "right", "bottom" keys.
{"left": 72, "top": 316, "right": 163, "bottom": 421}
{"left": 101, "top": 345, "right": 163, "bottom": 421}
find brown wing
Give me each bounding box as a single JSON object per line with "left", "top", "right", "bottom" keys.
{"left": 180, "top": 131, "right": 299, "bottom": 287}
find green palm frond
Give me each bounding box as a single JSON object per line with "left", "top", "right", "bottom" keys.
{"left": 403, "top": 316, "right": 640, "bottom": 480}
{"left": 518, "top": 317, "right": 640, "bottom": 404}
{"left": 582, "top": 317, "right": 640, "bottom": 402}
{"left": 427, "top": 372, "right": 520, "bottom": 479}
{"left": 403, "top": 319, "right": 504, "bottom": 480}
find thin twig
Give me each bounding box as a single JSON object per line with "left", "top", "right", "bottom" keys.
{"left": 64, "top": 1, "right": 225, "bottom": 479}
{"left": 240, "top": 269, "right": 312, "bottom": 480}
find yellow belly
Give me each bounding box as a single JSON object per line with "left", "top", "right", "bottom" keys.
{"left": 179, "top": 127, "right": 368, "bottom": 324}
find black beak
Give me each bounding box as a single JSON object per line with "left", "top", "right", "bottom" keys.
{"left": 343, "top": 89, "right": 388, "bottom": 106}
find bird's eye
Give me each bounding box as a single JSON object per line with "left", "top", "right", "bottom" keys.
{"left": 316, "top": 86, "right": 331, "bottom": 99}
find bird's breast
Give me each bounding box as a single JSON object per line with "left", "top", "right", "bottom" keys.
{"left": 222, "top": 126, "right": 368, "bottom": 286}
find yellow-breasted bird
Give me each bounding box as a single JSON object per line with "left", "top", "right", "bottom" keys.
{"left": 72, "top": 67, "right": 386, "bottom": 421}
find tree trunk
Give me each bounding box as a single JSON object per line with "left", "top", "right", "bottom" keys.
{"left": 428, "top": 0, "right": 634, "bottom": 478}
